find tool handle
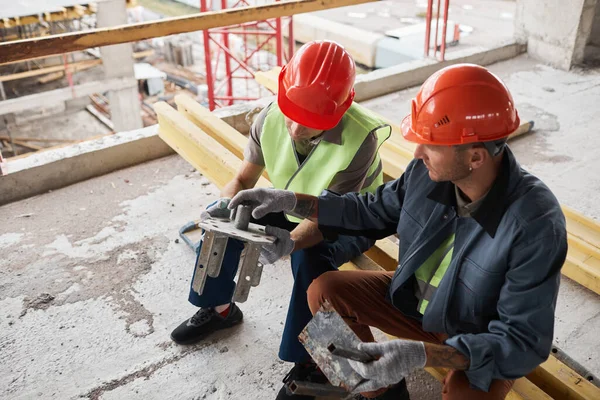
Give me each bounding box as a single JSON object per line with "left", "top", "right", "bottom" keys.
{"left": 327, "top": 342, "right": 374, "bottom": 363}
{"left": 287, "top": 381, "right": 349, "bottom": 397}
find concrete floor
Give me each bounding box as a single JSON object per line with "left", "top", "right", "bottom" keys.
{"left": 1, "top": 55, "right": 599, "bottom": 399}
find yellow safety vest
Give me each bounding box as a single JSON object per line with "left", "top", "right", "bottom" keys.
{"left": 261, "top": 103, "right": 391, "bottom": 222}
{"left": 414, "top": 234, "right": 456, "bottom": 314}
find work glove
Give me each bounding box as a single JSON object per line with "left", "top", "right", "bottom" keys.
{"left": 348, "top": 339, "right": 426, "bottom": 393}
{"left": 229, "top": 188, "right": 297, "bottom": 219}
{"left": 260, "top": 226, "right": 295, "bottom": 265}
{"left": 200, "top": 198, "right": 232, "bottom": 221}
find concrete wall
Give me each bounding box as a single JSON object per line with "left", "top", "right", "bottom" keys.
{"left": 515, "top": 0, "right": 599, "bottom": 69}
{"left": 588, "top": 1, "right": 600, "bottom": 45}
{"left": 0, "top": 97, "right": 272, "bottom": 206}
{"left": 97, "top": 0, "right": 143, "bottom": 132}
{"left": 585, "top": 1, "right": 600, "bottom": 62}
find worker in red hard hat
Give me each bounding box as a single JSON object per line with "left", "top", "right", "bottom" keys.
{"left": 170, "top": 40, "right": 391, "bottom": 399}
{"left": 231, "top": 64, "right": 567, "bottom": 399}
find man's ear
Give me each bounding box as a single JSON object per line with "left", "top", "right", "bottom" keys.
{"left": 470, "top": 146, "right": 488, "bottom": 169}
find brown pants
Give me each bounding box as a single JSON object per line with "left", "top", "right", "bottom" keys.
{"left": 306, "top": 270, "right": 514, "bottom": 400}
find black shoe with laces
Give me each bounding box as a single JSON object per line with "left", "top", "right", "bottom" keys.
{"left": 353, "top": 379, "right": 410, "bottom": 400}
{"left": 170, "top": 304, "right": 243, "bottom": 345}
{"left": 276, "top": 362, "right": 329, "bottom": 400}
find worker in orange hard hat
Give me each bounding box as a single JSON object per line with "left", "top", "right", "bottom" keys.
{"left": 170, "top": 40, "right": 391, "bottom": 399}
{"left": 230, "top": 63, "right": 567, "bottom": 399}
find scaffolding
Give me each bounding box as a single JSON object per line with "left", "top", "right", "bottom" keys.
{"left": 200, "top": 0, "right": 293, "bottom": 110}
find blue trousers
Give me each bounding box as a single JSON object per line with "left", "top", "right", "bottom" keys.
{"left": 187, "top": 212, "right": 374, "bottom": 363}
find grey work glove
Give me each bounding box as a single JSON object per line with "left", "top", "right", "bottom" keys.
{"left": 348, "top": 339, "right": 427, "bottom": 393}
{"left": 200, "top": 198, "right": 232, "bottom": 221}
{"left": 229, "top": 188, "right": 297, "bottom": 219}
{"left": 260, "top": 226, "right": 295, "bottom": 265}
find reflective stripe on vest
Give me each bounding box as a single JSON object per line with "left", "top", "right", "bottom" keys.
{"left": 414, "top": 234, "right": 456, "bottom": 315}
{"left": 261, "top": 102, "right": 391, "bottom": 222}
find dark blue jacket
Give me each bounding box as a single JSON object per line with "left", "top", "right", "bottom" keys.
{"left": 317, "top": 147, "right": 568, "bottom": 391}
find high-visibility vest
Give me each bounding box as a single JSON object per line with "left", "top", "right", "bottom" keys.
{"left": 262, "top": 102, "right": 391, "bottom": 222}
{"left": 414, "top": 234, "right": 456, "bottom": 314}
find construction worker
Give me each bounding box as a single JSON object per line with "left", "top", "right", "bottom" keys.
{"left": 229, "top": 64, "right": 568, "bottom": 400}
{"left": 170, "top": 40, "right": 391, "bottom": 399}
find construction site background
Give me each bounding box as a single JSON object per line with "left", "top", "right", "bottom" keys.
{"left": 1, "top": 1, "right": 600, "bottom": 400}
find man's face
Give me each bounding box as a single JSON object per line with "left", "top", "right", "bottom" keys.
{"left": 284, "top": 116, "right": 323, "bottom": 141}
{"left": 414, "top": 144, "right": 472, "bottom": 182}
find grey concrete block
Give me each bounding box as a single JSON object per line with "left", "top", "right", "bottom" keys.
{"left": 375, "top": 37, "right": 421, "bottom": 69}
{"left": 65, "top": 96, "right": 92, "bottom": 112}
{"left": 14, "top": 102, "right": 66, "bottom": 125}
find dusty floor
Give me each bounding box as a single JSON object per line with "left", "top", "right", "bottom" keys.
{"left": 1, "top": 55, "right": 600, "bottom": 400}
{"left": 0, "top": 155, "right": 440, "bottom": 400}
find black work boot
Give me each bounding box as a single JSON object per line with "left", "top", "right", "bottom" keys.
{"left": 276, "top": 362, "right": 329, "bottom": 399}
{"left": 354, "top": 379, "right": 410, "bottom": 400}
{"left": 170, "top": 304, "right": 243, "bottom": 345}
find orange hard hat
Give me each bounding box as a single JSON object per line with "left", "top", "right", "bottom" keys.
{"left": 278, "top": 40, "right": 356, "bottom": 130}
{"left": 401, "top": 63, "right": 520, "bottom": 146}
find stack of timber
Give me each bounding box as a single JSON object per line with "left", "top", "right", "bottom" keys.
{"left": 154, "top": 95, "right": 600, "bottom": 400}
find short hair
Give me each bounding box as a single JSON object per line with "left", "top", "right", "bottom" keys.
{"left": 455, "top": 138, "right": 507, "bottom": 157}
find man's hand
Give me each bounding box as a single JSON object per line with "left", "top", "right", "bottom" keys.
{"left": 260, "top": 226, "right": 295, "bottom": 264}
{"left": 200, "top": 198, "right": 232, "bottom": 220}
{"left": 348, "top": 339, "right": 426, "bottom": 393}
{"left": 229, "top": 188, "right": 297, "bottom": 219}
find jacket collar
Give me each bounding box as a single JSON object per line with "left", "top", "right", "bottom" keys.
{"left": 314, "top": 119, "right": 344, "bottom": 145}
{"left": 426, "top": 146, "right": 519, "bottom": 238}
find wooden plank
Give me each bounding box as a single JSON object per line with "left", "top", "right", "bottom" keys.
{"left": 37, "top": 71, "right": 66, "bottom": 84}
{"left": 511, "top": 379, "right": 553, "bottom": 400}
{"left": 174, "top": 94, "right": 247, "bottom": 160}
{"left": 12, "top": 140, "right": 43, "bottom": 151}
{"left": 563, "top": 206, "right": 600, "bottom": 249}
{"left": 0, "top": 59, "right": 101, "bottom": 83}
{"left": 0, "top": 0, "right": 377, "bottom": 65}
{"left": 1, "top": 50, "right": 153, "bottom": 83}
{"left": 527, "top": 357, "right": 600, "bottom": 400}
{"left": 0, "top": 135, "right": 77, "bottom": 143}
{"left": 154, "top": 101, "right": 270, "bottom": 191}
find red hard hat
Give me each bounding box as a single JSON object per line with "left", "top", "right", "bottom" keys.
{"left": 278, "top": 40, "right": 356, "bottom": 130}
{"left": 401, "top": 64, "right": 520, "bottom": 146}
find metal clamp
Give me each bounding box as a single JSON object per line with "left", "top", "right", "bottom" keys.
{"left": 192, "top": 204, "right": 274, "bottom": 303}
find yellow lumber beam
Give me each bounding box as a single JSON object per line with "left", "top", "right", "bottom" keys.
{"left": 563, "top": 206, "right": 600, "bottom": 249}
{"left": 174, "top": 94, "right": 247, "bottom": 160}
{"left": 0, "top": 0, "right": 377, "bottom": 65}
{"left": 527, "top": 356, "right": 599, "bottom": 400}
{"left": 154, "top": 101, "right": 270, "bottom": 191}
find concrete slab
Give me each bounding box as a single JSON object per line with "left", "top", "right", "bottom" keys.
{"left": 308, "top": 0, "right": 516, "bottom": 56}
{"left": 0, "top": 155, "right": 441, "bottom": 400}
{"left": 0, "top": 78, "right": 137, "bottom": 116}
{"left": 361, "top": 54, "right": 600, "bottom": 376}
{"left": 0, "top": 96, "right": 273, "bottom": 206}
{"left": 285, "top": 14, "right": 383, "bottom": 68}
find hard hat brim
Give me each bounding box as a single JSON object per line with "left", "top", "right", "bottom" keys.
{"left": 401, "top": 114, "right": 429, "bottom": 145}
